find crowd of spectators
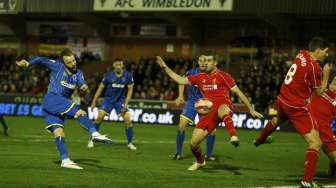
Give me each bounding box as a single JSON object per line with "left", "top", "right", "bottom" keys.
{"left": 0, "top": 54, "right": 49, "bottom": 95}
{"left": 0, "top": 52, "right": 100, "bottom": 96}
{"left": 0, "top": 52, "right": 291, "bottom": 112}
{"left": 233, "top": 58, "right": 290, "bottom": 113}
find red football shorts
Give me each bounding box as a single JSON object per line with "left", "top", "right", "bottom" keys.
{"left": 318, "top": 124, "right": 336, "bottom": 153}
{"left": 276, "top": 96, "right": 318, "bottom": 135}
{"left": 195, "top": 102, "right": 233, "bottom": 134}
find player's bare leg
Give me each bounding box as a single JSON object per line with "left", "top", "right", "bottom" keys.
{"left": 300, "top": 129, "right": 323, "bottom": 186}
{"left": 94, "top": 110, "right": 108, "bottom": 130}
{"left": 188, "top": 128, "right": 208, "bottom": 171}
{"left": 53, "top": 128, "right": 83, "bottom": 170}
{"left": 205, "top": 129, "right": 216, "bottom": 161}
{"left": 173, "top": 116, "right": 190, "bottom": 160}
{"left": 123, "top": 112, "right": 136, "bottom": 150}
{"left": 218, "top": 104, "right": 238, "bottom": 147}
{"left": 85, "top": 109, "right": 112, "bottom": 148}
{"left": 254, "top": 117, "right": 282, "bottom": 147}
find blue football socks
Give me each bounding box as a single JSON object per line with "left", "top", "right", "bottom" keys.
{"left": 93, "top": 123, "right": 101, "bottom": 131}
{"left": 55, "top": 136, "right": 68, "bottom": 161}
{"left": 77, "top": 115, "right": 97, "bottom": 134}
{"left": 125, "top": 127, "right": 133, "bottom": 144}
{"left": 206, "top": 134, "right": 216, "bottom": 157}
{"left": 176, "top": 130, "right": 185, "bottom": 155}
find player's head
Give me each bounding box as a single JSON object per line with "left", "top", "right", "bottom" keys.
{"left": 309, "top": 37, "right": 329, "bottom": 62}
{"left": 198, "top": 55, "right": 206, "bottom": 72}
{"left": 113, "top": 58, "right": 124, "bottom": 74}
{"left": 203, "top": 51, "right": 218, "bottom": 73}
{"left": 60, "top": 48, "right": 76, "bottom": 72}
{"left": 329, "top": 76, "right": 336, "bottom": 91}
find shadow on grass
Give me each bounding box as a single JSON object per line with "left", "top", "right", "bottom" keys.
{"left": 92, "top": 142, "right": 143, "bottom": 149}
{"left": 257, "top": 172, "right": 336, "bottom": 185}
{"left": 54, "top": 158, "right": 116, "bottom": 170}
{"left": 180, "top": 154, "right": 233, "bottom": 161}
{"left": 300, "top": 172, "right": 335, "bottom": 184}
{"left": 202, "top": 161, "right": 261, "bottom": 175}
{"left": 284, "top": 172, "right": 335, "bottom": 184}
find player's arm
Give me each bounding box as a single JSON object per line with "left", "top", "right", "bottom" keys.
{"left": 231, "top": 86, "right": 264, "bottom": 119}
{"left": 314, "top": 63, "right": 332, "bottom": 96}
{"left": 175, "top": 84, "right": 185, "bottom": 106}
{"left": 91, "top": 83, "right": 105, "bottom": 108}
{"left": 16, "top": 56, "right": 58, "bottom": 71}
{"left": 156, "top": 56, "right": 190, "bottom": 85}
{"left": 76, "top": 71, "right": 90, "bottom": 96}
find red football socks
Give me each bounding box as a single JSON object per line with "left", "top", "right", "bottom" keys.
{"left": 255, "top": 121, "right": 277, "bottom": 145}
{"left": 303, "top": 149, "right": 319, "bottom": 182}
{"left": 223, "top": 115, "right": 236, "bottom": 137}
{"left": 191, "top": 145, "right": 204, "bottom": 164}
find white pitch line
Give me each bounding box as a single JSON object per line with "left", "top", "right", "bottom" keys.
{"left": 0, "top": 138, "right": 176, "bottom": 144}
{"left": 265, "top": 186, "right": 336, "bottom": 188}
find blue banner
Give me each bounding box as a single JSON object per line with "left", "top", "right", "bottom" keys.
{"left": 0, "top": 95, "right": 271, "bottom": 130}
{"left": 0, "top": 103, "right": 43, "bottom": 117}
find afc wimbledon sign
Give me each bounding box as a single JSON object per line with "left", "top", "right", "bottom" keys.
{"left": 94, "top": 0, "right": 233, "bottom": 11}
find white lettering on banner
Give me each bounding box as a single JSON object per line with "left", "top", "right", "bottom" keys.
{"left": 158, "top": 112, "right": 174, "bottom": 124}
{"left": 130, "top": 109, "right": 143, "bottom": 122}
{"left": 88, "top": 107, "right": 99, "bottom": 120}
{"left": 94, "top": 0, "right": 233, "bottom": 11}
{"left": 87, "top": 107, "right": 174, "bottom": 124}
{"left": 232, "top": 113, "right": 247, "bottom": 128}
{"left": 142, "top": 113, "right": 157, "bottom": 123}
{"left": 87, "top": 107, "right": 272, "bottom": 129}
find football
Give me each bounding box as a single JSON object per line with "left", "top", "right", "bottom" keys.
{"left": 194, "top": 98, "right": 213, "bottom": 115}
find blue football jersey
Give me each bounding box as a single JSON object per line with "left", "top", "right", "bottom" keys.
{"left": 28, "top": 57, "right": 86, "bottom": 99}
{"left": 186, "top": 68, "right": 203, "bottom": 100}
{"left": 332, "top": 120, "right": 336, "bottom": 133}
{"left": 102, "top": 70, "right": 134, "bottom": 103}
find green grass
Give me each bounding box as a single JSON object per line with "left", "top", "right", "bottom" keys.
{"left": 0, "top": 117, "right": 334, "bottom": 188}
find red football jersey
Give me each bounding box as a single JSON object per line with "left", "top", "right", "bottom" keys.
{"left": 187, "top": 70, "right": 236, "bottom": 104}
{"left": 310, "top": 90, "right": 336, "bottom": 127}
{"left": 279, "top": 50, "right": 322, "bottom": 106}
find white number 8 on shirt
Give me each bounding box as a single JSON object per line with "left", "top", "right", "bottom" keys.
{"left": 284, "top": 64, "right": 298, "bottom": 85}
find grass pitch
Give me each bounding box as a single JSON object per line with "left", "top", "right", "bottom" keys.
{"left": 0, "top": 117, "right": 335, "bottom": 188}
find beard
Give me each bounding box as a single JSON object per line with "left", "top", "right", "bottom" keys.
{"left": 65, "top": 64, "right": 77, "bottom": 74}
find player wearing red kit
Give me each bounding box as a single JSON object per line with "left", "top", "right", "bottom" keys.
{"left": 156, "top": 51, "right": 263, "bottom": 171}
{"left": 309, "top": 77, "right": 336, "bottom": 177}
{"left": 254, "top": 37, "right": 331, "bottom": 188}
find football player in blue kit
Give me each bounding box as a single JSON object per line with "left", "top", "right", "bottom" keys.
{"left": 0, "top": 115, "right": 9, "bottom": 136}
{"left": 173, "top": 55, "right": 217, "bottom": 160}
{"left": 16, "top": 49, "right": 112, "bottom": 170}
{"left": 90, "top": 59, "right": 136, "bottom": 150}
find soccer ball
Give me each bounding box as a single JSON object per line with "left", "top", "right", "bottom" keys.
{"left": 195, "top": 98, "right": 213, "bottom": 115}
